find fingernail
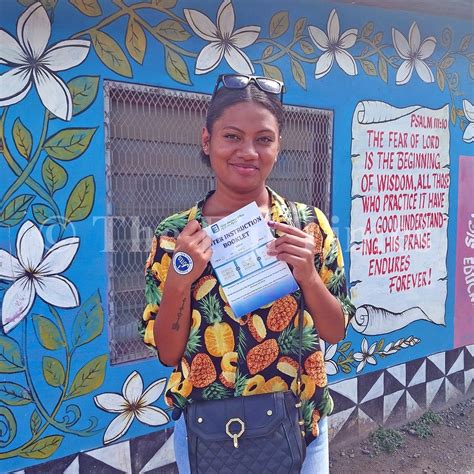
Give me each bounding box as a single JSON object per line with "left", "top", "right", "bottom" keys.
{"left": 267, "top": 220, "right": 276, "bottom": 227}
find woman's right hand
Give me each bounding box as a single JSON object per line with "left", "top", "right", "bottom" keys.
{"left": 171, "top": 220, "right": 212, "bottom": 283}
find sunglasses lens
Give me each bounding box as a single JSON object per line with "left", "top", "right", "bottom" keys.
{"left": 222, "top": 75, "right": 250, "bottom": 89}
{"left": 214, "top": 75, "right": 284, "bottom": 101}
{"left": 256, "top": 78, "right": 282, "bottom": 94}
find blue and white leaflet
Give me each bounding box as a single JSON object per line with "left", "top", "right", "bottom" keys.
{"left": 204, "top": 202, "right": 299, "bottom": 317}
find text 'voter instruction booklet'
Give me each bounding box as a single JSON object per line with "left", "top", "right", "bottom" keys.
{"left": 203, "top": 202, "right": 299, "bottom": 318}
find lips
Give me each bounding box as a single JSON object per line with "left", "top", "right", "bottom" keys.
{"left": 229, "top": 162, "right": 259, "bottom": 173}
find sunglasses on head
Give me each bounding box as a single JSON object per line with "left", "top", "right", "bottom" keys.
{"left": 212, "top": 74, "right": 285, "bottom": 101}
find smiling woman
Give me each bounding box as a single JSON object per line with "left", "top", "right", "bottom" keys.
{"left": 140, "top": 74, "right": 355, "bottom": 473}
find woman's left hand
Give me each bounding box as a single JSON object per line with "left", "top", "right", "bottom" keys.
{"left": 266, "top": 221, "right": 318, "bottom": 287}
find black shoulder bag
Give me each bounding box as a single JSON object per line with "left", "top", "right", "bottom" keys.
{"left": 184, "top": 202, "right": 307, "bottom": 474}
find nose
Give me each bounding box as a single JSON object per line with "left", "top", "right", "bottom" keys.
{"left": 238, "top": 139, "right": 258, "bottom": 160}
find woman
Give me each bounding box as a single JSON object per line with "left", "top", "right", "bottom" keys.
{"left": 141, "top": 74, "right": 355, "bottom": 473}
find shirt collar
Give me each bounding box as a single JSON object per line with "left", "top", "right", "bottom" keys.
{"left": 190, "top": 187, "right": 292, "bottom": 226}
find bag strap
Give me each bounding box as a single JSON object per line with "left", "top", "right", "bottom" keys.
{"left": 287, "top": 201, "right": 304, "bottom": 400}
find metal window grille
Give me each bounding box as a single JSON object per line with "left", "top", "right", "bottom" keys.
{"left": 104, "top": 80, "right": 333, "bottom": 364}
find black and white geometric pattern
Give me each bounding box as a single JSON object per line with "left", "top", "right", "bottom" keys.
{"left": 15, "top": 345, "right": 473, "bottom": 473}
{"left": 19, "top": 428, "right": 177, "bottom": 474}
{"left": 328, "top": 344, "right": 473, "bottom": 444}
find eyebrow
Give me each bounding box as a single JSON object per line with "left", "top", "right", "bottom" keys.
{"left": 222, "top": 125, "right": 277, "bottom": 134}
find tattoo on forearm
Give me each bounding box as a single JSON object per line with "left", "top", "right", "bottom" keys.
{"left": 171, "top": 298, "right": 186, "bottom": 331}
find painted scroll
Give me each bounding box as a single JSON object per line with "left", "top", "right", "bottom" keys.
{"left": 350, "top": 101, "right": 450, "bottom": 335}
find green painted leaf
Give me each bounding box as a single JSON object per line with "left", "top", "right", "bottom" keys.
{"left": 43, "top": 356, "right": 66, "bottom": 388}
{"left": 262, "top": 46, "right": 273, "bottom": 59}
{"left": 65, "top": 175, "right": 95, "bottom": 222}
{"left": 156, "top": 19, "right": 191, "bottom": 42}
{"left": 13, "top": 118, "right": 33, "bottom": 159}
{"left": 0, "top": 336, "right": 24, "bottom": 373}
{"left": 0, "top": 382, "right": 32, "bottom": 406}
{"left": 42, "top": 157, "right": 67, "bottom": 194}
{"left": 126, "top": 17, "right": 147, "bottom": 64}
{"left": 361, "top": 59, "right": 377, "bottom": 76}
{"left": 338, "top": 341, "right": 352, "bottom": 353}
{"left": 293, "top": 17, "right": 306, "bottom": 39}
{"left": 459, "top": 33, "right": 472, "bottom": 52}
{"left": 165, "top": 47, "right": 191, "bottom": 85}
{"left": 32, "top": 204, "right": 57, "bottom": 226}
{"left": 300, "top": 40, "right": 314, "bottom": 54}
{"left": 373, "top": 32, "right": 383, "bottom": 45}
{"left": 375, "top": 339, "right": 385, "bottom": 352}
{"left": 32, "top": 314, "right": 65, "bottom": 350}
{"left": 69, "top": 0, "right": 102, "bottom": 17}
{"left": 90, "top": 30, "right": 132, "bottom": 77}
{"left": 30, "top": 410, "right": 41, "bottom": 435}
{"left": 340, "top": 363, "right": 352, "bottom": 374}
{"left": 437, "top": 68, "right": 445, "bottom": 91}
{"left": 269, "top": 11, "right": 289, "bottom": 38}
{"left": 290, "top": 58, "right": 306, "bottom": 89}
{"left": 43, "top": 128, "right": 96, "bottom": 161}
{"left": 262, "top": 63, "right": 283, "bottom": 83}
{"left": 361, "top": 21, "right": 374, "bottom": 38}
{"left": 378, "top": 56, "right": 388, "bottom": 83}
{"left": 66, "top": 354, "right": 108, "bottom": 400}
{"left": 0, "top": 406, "right": 16, "bottom": 448}
{"left": 19, "top": 435, "right": 63, "bottom": 459}
{"left": 67, "top": 76, "right": 100, "bottom": 116}
{"left": 440, "top": 55, "right": 455, "bottom": 69}
{"left": 152, "top": 0, "right": 177, "bottom": 8}
{"left": 451, "top": 105, "right": 457, "bottom": 125}
{"left": 0, "top": 194, "right": 34, "bottom": 227}
{"left": 72, "top": 291, "right": 104, "bottom": 349}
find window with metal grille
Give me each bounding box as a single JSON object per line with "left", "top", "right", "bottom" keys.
{"left": 104, "top": 80, "right": 333, "bottom": 364}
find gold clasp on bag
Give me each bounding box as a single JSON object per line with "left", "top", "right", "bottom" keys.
{"left": 225, "top": 418, "right": 245, "bottom": 448}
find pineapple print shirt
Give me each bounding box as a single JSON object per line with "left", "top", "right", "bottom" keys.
{"left": 141, "top": 187, "right": 355, "bottom": 445}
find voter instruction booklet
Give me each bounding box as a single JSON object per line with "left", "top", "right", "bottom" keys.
{"left": 203, "top": 201, "right": 299, "bottom": 318}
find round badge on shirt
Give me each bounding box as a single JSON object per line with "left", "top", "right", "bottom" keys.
{"left": 172, "top": 251, "right": 194, "bottom": 275}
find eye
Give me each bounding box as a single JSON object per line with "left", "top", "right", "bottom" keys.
{"left": 258, "top": 136, "right": 274, "bottom": 144}
{"left": 224, "top": 133, "right": 239, "bottom": 141}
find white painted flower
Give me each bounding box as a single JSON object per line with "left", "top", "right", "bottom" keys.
{"left": 353, "top": 338, "right": 377, "bottom": 373}
{"left": 308, "top": 9, "right": 358, "bottom": 79}
{"left": 0, "top": 2, "right": 90, "bottom": 120}
{"left": 184, "top": 0, "right": 260, "bottom": 75}
{"left": 94, "top": 371, "right": 169, "bottom": 444}
{"left": 392, "top": 22, "right": 436, "bottom": 85}
{"left": 0, "top": 220, "right": 79, "bottom": 333}
{"left": 320, "top": 339, "right": 338, "bottom": 375}
{"left": 462, "top": 99, "right": 474, "bottom": 143}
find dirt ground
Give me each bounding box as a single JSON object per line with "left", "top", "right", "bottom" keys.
{"left": 329, "top": 398, "right": 474, "bottom": 474}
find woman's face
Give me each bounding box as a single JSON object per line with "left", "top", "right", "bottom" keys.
{"left": 202, "top": 101, "right": 280, "bottom": 196}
